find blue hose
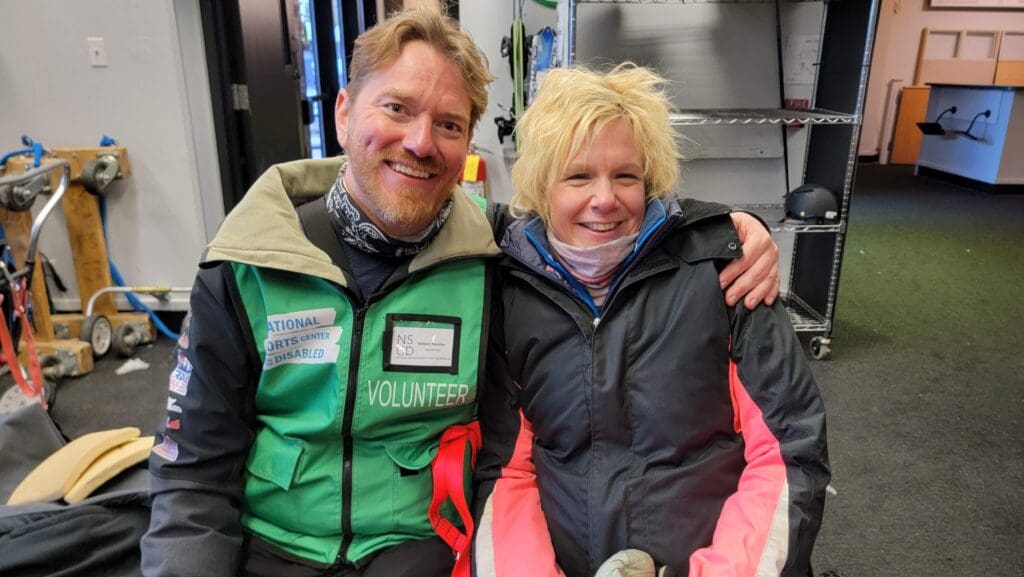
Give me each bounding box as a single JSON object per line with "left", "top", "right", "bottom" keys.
{"left": 98, "top": 188, "right": 180, "bottom": 342}
{"left": 0, "top": 141, "right": 44, "bottom": 169}
{"left": 0, "top": 148, "right": 33, "bottom": 168}
{"left": 107, "top": 257, "right": 179, "bottom": 341}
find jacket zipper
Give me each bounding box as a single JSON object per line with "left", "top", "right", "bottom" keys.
{"left": 316, "top": 248, "right": 496, "bottom": 569}
{"left": 330, "top": 298, "right": 367, "bottom": 569}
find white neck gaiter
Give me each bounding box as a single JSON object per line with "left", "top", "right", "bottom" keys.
{"left": 546, "top": 229, "right": 639, "bottom": 305}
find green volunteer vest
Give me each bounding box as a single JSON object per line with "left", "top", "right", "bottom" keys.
{"left": 232, "top": 254, "right": 487, "bottom": 565}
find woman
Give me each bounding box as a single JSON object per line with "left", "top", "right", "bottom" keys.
{"left": 472, "top": 64, "right": 829, "bottom": 577}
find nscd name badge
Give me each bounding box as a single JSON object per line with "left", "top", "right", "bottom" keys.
{"left": 384, "top": 314, "right": 461, "bottom": 374}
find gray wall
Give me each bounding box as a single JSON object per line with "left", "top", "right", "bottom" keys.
{"left": 0, "top": 0, "right": 222, "bottom": 311}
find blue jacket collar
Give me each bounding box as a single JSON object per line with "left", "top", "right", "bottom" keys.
{"left": 502, "top": 198, "right": 677, "bottom": 315}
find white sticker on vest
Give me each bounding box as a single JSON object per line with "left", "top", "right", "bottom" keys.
{"left": 263, "top": 308, "right": 342, "bottom": 370}
{"left": 390, "top": 326, "right": 456, "bottom": 368}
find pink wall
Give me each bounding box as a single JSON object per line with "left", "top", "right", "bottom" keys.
{"left": 861, "top": 0, "right": 1024, "bottom": 156}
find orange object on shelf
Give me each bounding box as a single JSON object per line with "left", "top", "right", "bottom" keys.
{"left": 461, "top": 153, "right": 488, "bottom": 198}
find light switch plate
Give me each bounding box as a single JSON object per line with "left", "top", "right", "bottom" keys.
{"left": 87, "top": 37, "right": 108, "bottom": 67}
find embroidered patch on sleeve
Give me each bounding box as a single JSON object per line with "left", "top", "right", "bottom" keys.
{"left": 152, "top": 434, "right": 179, "bottom": 462}
{"left": 169, "top": 352, "right": 193, "bottom": 396}
{"left": 167, "top": 397, "right": 183, "bottom": 414}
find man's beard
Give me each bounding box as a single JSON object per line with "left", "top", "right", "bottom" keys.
{"left": 345, "top": 147, "right": 456, "bottom": 238}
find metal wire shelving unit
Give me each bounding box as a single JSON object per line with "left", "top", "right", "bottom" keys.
{"left": 562, "top": 0, "right": 881, "bottom": 359}
{"left": 669, "top": 109, "right": 857, "bottom": 126}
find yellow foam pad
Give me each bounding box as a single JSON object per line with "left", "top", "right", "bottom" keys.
{"left": 6, "top": 427, "right": 140, "bottom": 505}
{"left": 64, "top": 436, "right": 154, "bottom": 504}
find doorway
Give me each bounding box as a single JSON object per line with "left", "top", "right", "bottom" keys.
{"left": 199, "top": 0, "right": 380, "bottom": 212}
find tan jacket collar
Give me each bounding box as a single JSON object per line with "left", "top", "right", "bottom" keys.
{"left": 204, "top": 158, "right": 499, "bottom": 286}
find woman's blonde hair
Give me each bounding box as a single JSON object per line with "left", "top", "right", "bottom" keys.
{"left": 510, "top": 63, "right": 681, "bottom": 224}
{"left": 347, "top": 7, "right": 494, "bottom": 134}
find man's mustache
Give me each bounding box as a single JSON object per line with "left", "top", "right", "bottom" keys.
{"left": 375, "top": 151, "right": 444, "bottom": 176}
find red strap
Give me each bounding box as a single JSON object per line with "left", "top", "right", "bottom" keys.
{"left": 429, "top": 421, "right": 482, "bottom": 577}
{"left": 0, "top": 285, "right": 46, "bottom": 409}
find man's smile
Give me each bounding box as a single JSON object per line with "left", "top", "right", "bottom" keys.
{"left": 387, "top": 160, "right": 435, "bottom": 180}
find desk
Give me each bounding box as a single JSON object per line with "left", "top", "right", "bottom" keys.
{"left": 916, "top": 83, "right": 1024, "bottom": 190}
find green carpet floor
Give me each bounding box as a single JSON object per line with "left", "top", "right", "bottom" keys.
{"left": 811, "top": 164, "right": 1023, "bottom": 577}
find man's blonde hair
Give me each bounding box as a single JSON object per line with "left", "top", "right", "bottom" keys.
{"left": 347, "top": 7, "right": 493, "bottom": 134}
{"left": 511, "top": 64, "right": 681, "bottom": 224}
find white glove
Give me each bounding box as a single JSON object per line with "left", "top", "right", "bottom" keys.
{"left": 594, "top": 549, "right": 656, "bottom": 577}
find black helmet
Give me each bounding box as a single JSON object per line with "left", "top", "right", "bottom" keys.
{"left": 784, "top": 184, "right": 838, "bottom": 224}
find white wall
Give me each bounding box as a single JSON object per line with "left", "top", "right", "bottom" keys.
{"left": 0, "top": 0, "right": 221, "bottom": 311}
{"left": 460, "top": 1, "right": 557, "bottom": 204}
{"left": 861, "top": 0, "right": 1024, "bottom": 156}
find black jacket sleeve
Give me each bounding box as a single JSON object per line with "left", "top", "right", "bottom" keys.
{"left": 715, "top": 301, "right": 830, "bottom": 577}
{"left": 474, "top": 287, "right": 519, "bottom": 495}
{"left": 472, "top": 282, "right": 566, "bottom": 576}
{"left": 141, "top": 262, "right": 259, "bottom": 577}
{"left": 488, "top": 202, "right": 514, "bottom": 245}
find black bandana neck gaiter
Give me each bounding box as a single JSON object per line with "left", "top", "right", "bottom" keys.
{"left": 324, "top": 162, "right": 453, "bottom": 257}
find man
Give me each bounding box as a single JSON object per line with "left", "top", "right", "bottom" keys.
{"left": 141, "top": 8, "right": 779, "bottom": 577}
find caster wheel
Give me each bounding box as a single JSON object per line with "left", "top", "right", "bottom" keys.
{"left": 809, "top": 336, "right": 831, "bottom": 360}
{"left": 80, "top": 155, "right": 120, "bottom": 196}
{"left": 113, "top": 323, "right": 142, "bottom": 358}
{"left": 81, "top": 314, "right": 113, "bottom": 358}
